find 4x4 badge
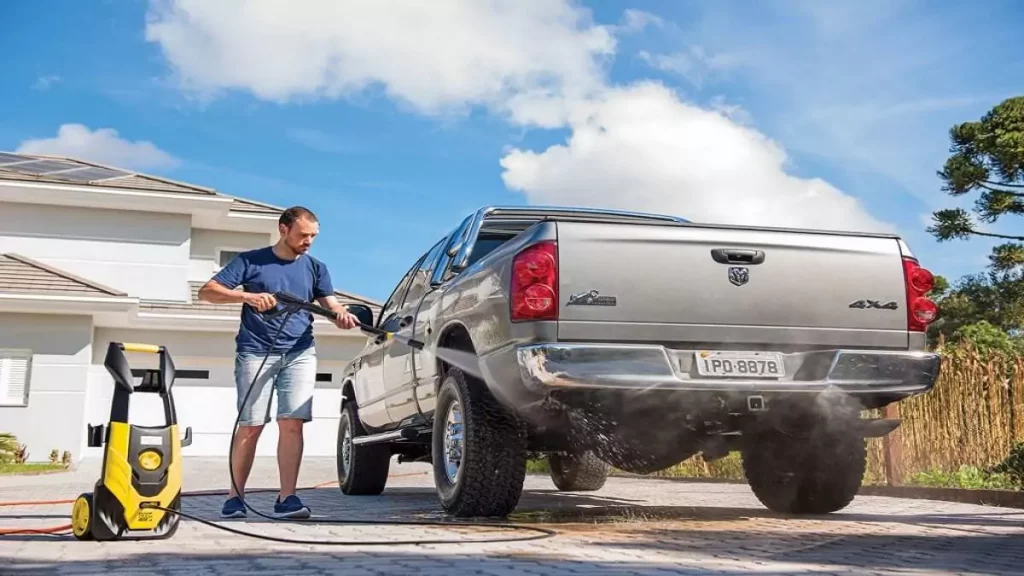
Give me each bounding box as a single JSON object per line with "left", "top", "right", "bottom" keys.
{"left": 849, "top": 299, "right": 898, "bottom": 310}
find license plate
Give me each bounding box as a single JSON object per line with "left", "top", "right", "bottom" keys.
{"left": 694, "top": 351, "right": 785, "bottom": 378}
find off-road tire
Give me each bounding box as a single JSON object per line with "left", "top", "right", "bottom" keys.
{"left": 432, "top": 367, "right": 527, "bottom": 518}
{"left": 549, "top": 451, "right": 609, "bottom": 491}
{"left": 337, "top": 401, "right": 391, "bottom": 496}
{"left": 742, "top": 428, "right": 866, "bottom": 514}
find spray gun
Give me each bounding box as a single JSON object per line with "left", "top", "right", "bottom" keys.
{"left": 267, "top": 291, "right": 425, "bottom": 350}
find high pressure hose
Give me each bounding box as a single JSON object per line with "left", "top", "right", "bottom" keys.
{"left": 146, "top": 295, "right": 556, "bottom": 546}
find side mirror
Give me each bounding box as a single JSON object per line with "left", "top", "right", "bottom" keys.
{"left": 346, "top": 304, "right": 374, "bottom": 328}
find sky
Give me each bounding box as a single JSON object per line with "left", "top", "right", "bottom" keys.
{"left": 2, "top": 0, "right": 1022, "bottom": 302}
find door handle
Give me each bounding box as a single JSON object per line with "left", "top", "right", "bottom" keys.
{"left": 711, "top": 248, "right": 765, "bottom": 265}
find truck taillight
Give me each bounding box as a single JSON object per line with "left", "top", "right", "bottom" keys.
{"left": 902, "top": 256, "right": 938, "bottom": 332}
{"left": 511, "top": 240, "right": 558, "bottom": 321}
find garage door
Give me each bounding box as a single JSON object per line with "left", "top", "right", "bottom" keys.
{"left": 85, "top": 329, "right": 359, "bottom": 459}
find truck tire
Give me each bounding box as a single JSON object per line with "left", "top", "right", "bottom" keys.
{"left": 742, "top": 427, "right": 866, "bottom": 514}
{"left": 432, "top": 367, "right": 527, "bottom": 517}
{"left": 337, "top": 401, "right": 391, "bottom": 496}
{"left": 549, "top": 451, "right": 609, "bottom": 491}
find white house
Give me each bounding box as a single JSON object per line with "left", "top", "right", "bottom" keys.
{"left": 0, "top": 151, "right": 381, "bottom": 463}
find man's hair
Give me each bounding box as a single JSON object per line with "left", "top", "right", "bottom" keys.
{"left": 279, "top": 206, "right": 318, "bottom": 228}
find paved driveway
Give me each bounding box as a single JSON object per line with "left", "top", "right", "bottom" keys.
{"left": 2, "top": 457, "right": 1022, "bottom": 575}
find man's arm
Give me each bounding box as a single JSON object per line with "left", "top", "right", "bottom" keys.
{"left": 312, "top": 261, "right": 358, "bottom": 329}
{"left": 316, "top": 294, "right": 361, "bottom": 330}
{"left": 198, "top": 279, "right": 276, "bottom": 311}
{"left": 197, "top": 252, "right": 276, "bottom": 312}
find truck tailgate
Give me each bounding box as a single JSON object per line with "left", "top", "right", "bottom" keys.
{"left": 554, "top": 221, "right": 910, "bottom": 349}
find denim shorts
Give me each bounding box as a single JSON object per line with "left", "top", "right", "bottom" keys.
{"left": 234, "top": 346, "right": 317, "bottom": 426}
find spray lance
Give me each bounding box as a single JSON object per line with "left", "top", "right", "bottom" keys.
{"left": 268, "top": 291, "right": 425, "bottom": 350}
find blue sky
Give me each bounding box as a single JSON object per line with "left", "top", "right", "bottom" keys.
{"left": 2, "top": 0, "right": 1022, "bottom": 302}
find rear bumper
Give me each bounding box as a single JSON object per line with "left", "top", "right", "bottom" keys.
{"left": 515, "top": 343, "right": 941, "bottom": 395}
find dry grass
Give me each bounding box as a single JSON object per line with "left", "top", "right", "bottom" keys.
{"left": 864, "top": 341, "right": 1024, "bottom": 480}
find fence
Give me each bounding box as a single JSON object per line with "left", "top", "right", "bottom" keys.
{"left": 871, "top": 342, "right": 1024, "bottom": 484}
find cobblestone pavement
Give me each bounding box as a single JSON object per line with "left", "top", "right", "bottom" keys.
{"left": 2, "top": 457, "right": 1023, "bottom": 575}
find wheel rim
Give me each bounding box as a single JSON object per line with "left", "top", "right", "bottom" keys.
{"left": 340, "top": 417, "right": 353, "bottom": 479}
{"left": 71, "top": 496, "right": 90, "bottom": 536}
{"left": 443, "top": 400, "right": 464, "bottom": 484}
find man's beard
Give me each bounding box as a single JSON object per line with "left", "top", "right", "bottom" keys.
{"left": 284, "top": 240, "right": 309, "bottom": 255}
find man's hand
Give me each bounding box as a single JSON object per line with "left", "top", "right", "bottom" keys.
{"left": 243, "top": 292, "right": 278, "bottom": 312}
{"left": 333, "top": 309, "right": 361, "bottom": 330}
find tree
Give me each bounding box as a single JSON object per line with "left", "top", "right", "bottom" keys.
{"left": 928, "top": 96, "right": 1024, "bottom": 274}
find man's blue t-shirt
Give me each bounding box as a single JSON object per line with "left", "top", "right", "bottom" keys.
{"left": 212, "top": 246, "right": 334, "bottom": 354}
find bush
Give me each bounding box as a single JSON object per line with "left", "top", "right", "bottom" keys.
{"left": 0, "top": 433, "right": 27, "bottom": 465}
{"left": 907, "top": 465, "right": 1019, "bottom": 490}
{"left": 0, "top": 433, "right": 17, "bottom": 464}
{"left": 943, "top": 321, "right": 1024, "bottom": 359}
{"left": 989, "top": 441, "right": 1024, "bottom": 489}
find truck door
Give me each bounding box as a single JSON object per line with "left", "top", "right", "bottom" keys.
{"left": 382, "top": 239, "right": 446, "bottom": 423}
{"left": 365, "top": 258, "right": 420, "bottom": 426}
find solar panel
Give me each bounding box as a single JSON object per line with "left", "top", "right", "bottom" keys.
{"left": 0, "top": 152, "right": 29, "bottom": 166}
{"left": 4, "top": 159, "right": 81, "bottom": 174}
{"left": 56, "top": 166, "right": 129, "bottom": 182}
{"left": 0, "top": 152, "right": 136, "bottom": 185}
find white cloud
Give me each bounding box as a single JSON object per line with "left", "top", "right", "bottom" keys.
{"left": 16, "top": 124, "right": 179, "bottom": 171}
{"left": 500, "top": 82, "right": 890, "bottom": 233}
{"left": 32, "top": 75, "right": 61, "bottom": 90}
{"left": 617, "top": 9, "right": 664, "bottom": 33}
{"left": 145, "top": 0, "right": 891, "bottom": 233}
{"left": 144, "top": 0, "right": 615, "bottom": 127}
{"left": 638, "top": 46, "right": 743, "bottom": 88}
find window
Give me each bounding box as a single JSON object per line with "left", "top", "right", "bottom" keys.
{"left": 316, "top": 373, "right": 333, "bottom": 383}
{"left": 0, "top": 350, "right": 32, "bottom": 407}
{"left": 218, "top": 249, "right": 245, "bottom": 268}
{"left": 377, "top": 256, "right": 425, "bottom": 328}
{"left": 465, "top": 234, "right": 513, "bottom": 268}
{"left": 403, "top": 239, "right": 446, "bottom": 307}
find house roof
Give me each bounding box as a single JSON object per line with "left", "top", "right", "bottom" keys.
{"left": 0, "top": 253, "right": 128, "bottom": 298}
{"left": 137, "top": 281, "right": 383, "bottom": 318}
{"left": 0, "top": 152, "right": 282, "bottom": 215}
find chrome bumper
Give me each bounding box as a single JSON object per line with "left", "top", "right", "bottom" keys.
{"left": 515, "top": 343, "right": 941, "bottom": 395}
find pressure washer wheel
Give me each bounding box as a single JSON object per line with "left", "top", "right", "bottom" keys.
{"left": 71, "top": 493, "right": 94, "bottom": 540}
{"left": 431, "top": 367, "right": 527, "bottom": 518}
{"left": 337, "top": 400, "right": 391, "bottom": 495}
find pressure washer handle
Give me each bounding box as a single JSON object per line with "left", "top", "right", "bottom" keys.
{"left": 269, "top": 291, "right": 389, "bottom": 338}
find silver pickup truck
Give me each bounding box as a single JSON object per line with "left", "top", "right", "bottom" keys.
{"left": 337, "top": 205, "right": 942, "bottom": 518}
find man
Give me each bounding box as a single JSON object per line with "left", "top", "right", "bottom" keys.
{"left": 198, "top": 206, "right": 359, "bottom": 519}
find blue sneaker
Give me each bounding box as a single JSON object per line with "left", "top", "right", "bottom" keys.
{"left": 274, "top": 494, "right": 311, "bottom": 519}
{"left": 220, "top": 496, "right": 246, "bottom": 519}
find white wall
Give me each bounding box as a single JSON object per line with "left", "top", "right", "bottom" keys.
{"left": 86, "top": 328, "right": 365, "bottom": 460}
{"left": 0, "top": 201, "right": 191, "bottom": 301}
{"left": 188, "top": 228, "right": 272, "bottom": 282}
{"left": 0, "top": 313, "right": 92, "bottom": 463}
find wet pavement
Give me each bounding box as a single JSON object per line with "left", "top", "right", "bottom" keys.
{"left": 2, "top": 457, "right": 1022, "bottom": 575}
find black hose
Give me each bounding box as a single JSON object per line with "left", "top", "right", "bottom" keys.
{"left": 166, "top": 303, "right": 555, "bottom": 545}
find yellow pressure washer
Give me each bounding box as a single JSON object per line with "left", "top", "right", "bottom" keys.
{"left": 71, "top": 341, "right": 192, "bottom": 541}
